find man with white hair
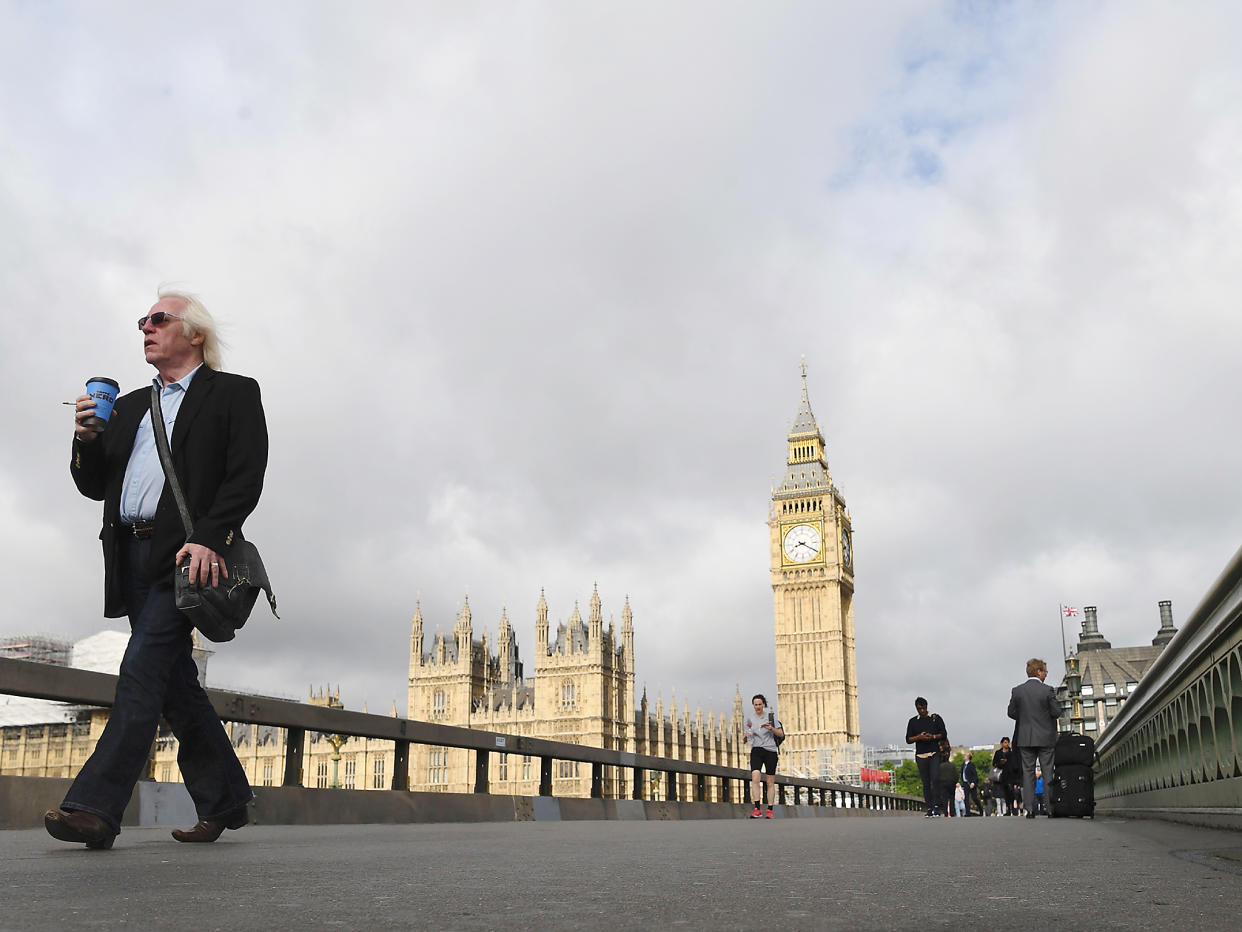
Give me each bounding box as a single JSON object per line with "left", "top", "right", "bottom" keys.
{"left": 46, "top": 288, "right": 268, "bottom": 849}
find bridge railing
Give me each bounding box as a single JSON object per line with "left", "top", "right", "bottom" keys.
{"left": 0, "top": 657, "right": 921, "bottom": 814}
{"left": 1093, "top": 543, "right": 1242, "bottom": 829}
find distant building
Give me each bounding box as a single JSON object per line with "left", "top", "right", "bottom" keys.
{"left": 407, "top": 588, "right": 746, "bottom": 799}
{"left": 1, "top": 630, "right": 205, "bottom": 779}
{"left": 0, "top": 631, "right": 129, "bottom": 779}
{"left": 5, "top": 590, "right": 746, "bottom": 800}
{"left": 0, "top": 627, "right": 396, "bottom": 790}
{"left": 1057, "top": 602, "right": 1179, "bottom": 737}
{"left": 865, "top": 744, "right": 915, "bottom": 767}
{"left": 0, "top": 634, "right": 73, "bottom": 667}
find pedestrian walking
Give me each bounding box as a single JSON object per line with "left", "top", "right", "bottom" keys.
{"left": 45, "top": 289, "right": 268, "bottom": 849}
{"left": 936, "top": 741, "right": 957, "bottom": 817}
{"left": 905, "top": 697, "right": 947, "bottom": 817}
{"left": 744, "top": 694, "right": 784, "bottom": 819}
{"left": 992, "top": 737, "right": 1017, "bottom": 815}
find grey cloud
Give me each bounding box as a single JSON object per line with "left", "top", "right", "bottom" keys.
{"left": 2, "top": 2, "right": 1240, "bottom": 752}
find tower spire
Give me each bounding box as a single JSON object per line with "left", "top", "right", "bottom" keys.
{"left": 791, "top": 358, "right": 818, "bottom": 437}
{"left": 779, "top": 359, "right": 830, "bottom": 493}
{"left": 536, "top": 587, "right": 549, "bottom": 654}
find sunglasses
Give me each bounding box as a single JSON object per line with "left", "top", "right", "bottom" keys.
{"left": 137, "top": 311, "right": 184, "bottom": 330}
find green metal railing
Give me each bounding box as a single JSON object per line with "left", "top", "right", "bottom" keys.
{"left": 1094, "top": 543, "right": 1242, "bottom": 829}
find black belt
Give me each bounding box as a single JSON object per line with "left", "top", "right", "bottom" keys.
{"left": 123, "top": 521, "right": 157, "bottom": 540}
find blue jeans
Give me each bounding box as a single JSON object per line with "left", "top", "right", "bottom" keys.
{"left": 62, "top": 538, "right": 251, "bottom": 833}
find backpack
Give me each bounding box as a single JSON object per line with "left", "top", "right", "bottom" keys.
{"left": 769, "top": 712, "right": 786, "bottom": 747}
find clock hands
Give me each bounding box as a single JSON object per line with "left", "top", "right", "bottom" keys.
{"left": 783, "top": 524, "right": 822, "bottom": 562}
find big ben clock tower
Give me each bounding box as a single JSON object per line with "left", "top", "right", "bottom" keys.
{"left": 770, "top": 362, "right": 860, "bottom": 775}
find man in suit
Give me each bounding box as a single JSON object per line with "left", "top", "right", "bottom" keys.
{"left": 1007, "top": 657, "right": 1062, "bottom": 819}
{"left": 45, "top": 289, "right": 267, "bottom": 849}
{"left": 960, "top": 750, "right": 982, "bottom": 816}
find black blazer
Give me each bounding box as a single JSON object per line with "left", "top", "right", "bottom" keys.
{"left": 994, "top": 747, "right": 1020, "bottom": 778}
{"left": 961, "top": 760, "right": 979, "bottom": 786}
{"left": 71, "top": 366, "right": 268, "bottom": 617}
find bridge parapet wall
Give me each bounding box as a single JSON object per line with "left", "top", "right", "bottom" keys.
{"left": 1094, "top": 544, "right": 1242, "bottom": 830}
{"left": 1, "top": 657, "right": 922, "bottom": 828}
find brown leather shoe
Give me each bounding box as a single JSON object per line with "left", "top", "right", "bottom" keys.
{"left": 44, "top": 809, "right": 117, "bottom": 850}
{"left": 171, "top": 807, "right": 248, "bottom": 843}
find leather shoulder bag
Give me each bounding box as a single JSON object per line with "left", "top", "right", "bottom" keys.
{"left": 150, "top": 386, "right": 278, "bottom": 642}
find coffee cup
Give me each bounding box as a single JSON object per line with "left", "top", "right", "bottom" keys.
{"left": 82, "top": 377, "right": 120, "bottom": 432}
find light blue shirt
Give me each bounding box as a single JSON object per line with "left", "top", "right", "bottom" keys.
{"left": 119, "top": 365, "right": 203, "bottom": 524}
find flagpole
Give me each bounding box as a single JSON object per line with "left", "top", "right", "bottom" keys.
{"left": 1058, "top": 604, "right": 1069, "bottom": 678}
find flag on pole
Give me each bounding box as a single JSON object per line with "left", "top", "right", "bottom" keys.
{"left": 1062, "top": 606, "right": 1079, "bottom": 617}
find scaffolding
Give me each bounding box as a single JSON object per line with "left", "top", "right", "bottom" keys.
{"left": 0, "top": 635, "right": 72, "bottom": 666}
{"left": 783, "top": 743, "right": 865, "bottom": 784}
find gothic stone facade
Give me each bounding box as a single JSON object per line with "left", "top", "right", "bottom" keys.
{"left": 408, "top": 587, "right": 746, "bottom": 799}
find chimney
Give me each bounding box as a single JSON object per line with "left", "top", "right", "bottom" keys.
{"left": 1153, "top": 600, "right": 1178, "bottom": 648}
{"left": 1078, "top": 605, "right": 1111, "bottom": 651}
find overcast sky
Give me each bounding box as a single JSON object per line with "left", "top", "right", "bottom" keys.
{"left": 3, "top": 1, "right": 1240, "bottom": 750}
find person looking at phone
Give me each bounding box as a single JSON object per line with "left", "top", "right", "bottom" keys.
{"left": 906, "top": 696, "right": 947, "bottom": 818}
{"left": 744, "top": 694, "right": 784, "bottom": 819}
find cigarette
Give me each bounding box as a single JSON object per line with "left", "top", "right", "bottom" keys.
{"left": 62, "top": 401, "right": 77, "bottom": 405}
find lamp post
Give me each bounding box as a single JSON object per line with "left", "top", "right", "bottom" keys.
{"left": 326, "top": 733, "right": 348, "bottom": 788}
{"left": 1064, "top": 652, "right": 1084, "bottom": 735}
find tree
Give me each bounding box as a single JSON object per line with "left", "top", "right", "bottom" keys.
{"left": 888, "top": 759, "right": 923, "bottom": 797}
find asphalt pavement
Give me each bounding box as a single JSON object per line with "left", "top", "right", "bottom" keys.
{"left": 3, "top": 813, "right": 1241, "bottom": 930}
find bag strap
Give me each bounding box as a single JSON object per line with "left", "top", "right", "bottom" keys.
{"left": 149, "top": 386, "right": 195, "bottom": 539}
{"left": 149, "top": 386, "right": 280, "bottom": 622}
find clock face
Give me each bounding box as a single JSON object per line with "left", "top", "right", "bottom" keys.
{"left": 841, "top": 528, "right": 852, "bottom": 568}
{"left": 783, "top": 524, "right": 822, "bottom": 563}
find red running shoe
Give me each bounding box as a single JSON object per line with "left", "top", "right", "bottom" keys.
{"left": 764, "top": 809, "right": 774, "bottom": 819}
{"left": 750, "top": 806, "right": 762, "bottom": 818}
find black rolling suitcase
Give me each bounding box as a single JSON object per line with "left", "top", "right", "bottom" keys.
{"left": 1050, "top": 764, "right": 1094, "bottom": 818}
{"left": 1055, "top": 732, "right": 1096, "bottom": 767}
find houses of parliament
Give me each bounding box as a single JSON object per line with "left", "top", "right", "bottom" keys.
{"left": 2, "top": 369, "right": 862, "bottom": 795}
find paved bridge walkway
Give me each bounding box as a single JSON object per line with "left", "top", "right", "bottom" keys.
{"left": 4, "top": 815, "right": 1241, "bottom": 930}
